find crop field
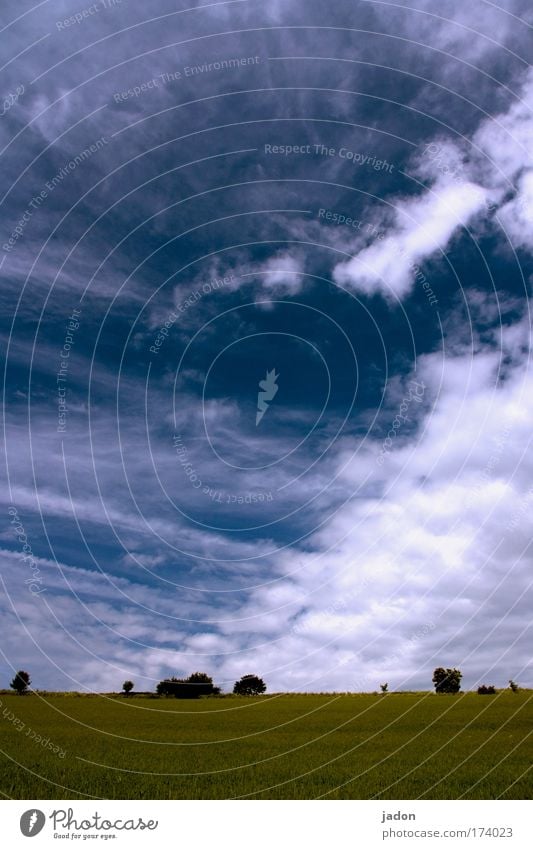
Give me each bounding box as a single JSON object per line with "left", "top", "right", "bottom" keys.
{"left": 0, "top": 692, "right": 531, "bottom": 800}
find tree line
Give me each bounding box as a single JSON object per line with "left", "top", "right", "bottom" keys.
{"left": 8, "top": 670, "right": 267, "bottom": 698}
{"left": 154, "top": 672, "right": 266, "bottom": 698}
{"left": 8, "top": 668, "right": 521, "bottom": 697}
{"left": 430, "top": 668, "right": 519, "bottom": 695}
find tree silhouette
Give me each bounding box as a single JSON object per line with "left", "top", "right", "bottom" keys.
{"left": 477, "top": 684, "right": 496, "bottom": 694}
{"left": 10, "top": 670, "right": 31, "bottom": 695}
{"left": 233, "top": 674, "right": 267, "bottom": 695}
{"left": 157, "top": 672, "right": 220, "bottom": 698}
{"left": 432, "top": 667, "right": 462, "bottom": 694}
{"left": 122, "top": 680, "right": 134, "bottom": 696}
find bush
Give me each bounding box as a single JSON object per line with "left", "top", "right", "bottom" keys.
{"left": 380, "top": 683, "right": 388, "bottom": 693}
{"left": 233, "top": 675, "right": 267, "bottom": 696}
{"left": 10, "top": 670, "right": 31, "bottom": 695}
{"left": 122, "top": 681, "right": 134, "bottom": 695}
{"left": 432, "top": 667, "right": 462, "bottom": 694}
{"left": 509, "top": 679, "right": 519, "bottom": 692}
{"left": 157, "top": 673, "right": 220, "bottom": 698}
{"left": 477, "top": 684, "right": 496, "bottom": 695}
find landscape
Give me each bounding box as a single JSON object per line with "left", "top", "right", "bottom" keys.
{"left": 1, "top": 0, "right": 532, "bottom": 810}
{"left": 1, "top": 671, "right": 531, "bottom": 800}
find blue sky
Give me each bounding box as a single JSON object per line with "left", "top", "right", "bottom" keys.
{"left": 1, "top": 0, "right": 532, "bottom": 693}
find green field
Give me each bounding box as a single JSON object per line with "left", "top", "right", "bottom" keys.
{"left": 0, "top": 692, "right": 531, "bottom": 799}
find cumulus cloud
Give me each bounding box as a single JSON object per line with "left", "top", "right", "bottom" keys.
{"left": 498, "top": 171, "right": 533, "bottom": 249}
{"left": 255, "top": 252, "right": 304, "bottom": 291}
{"left": 473, "top": 69, "right": 533, "bottom": 184}
{"left": 332, "top": 66, "right": 533, "bottom": 301}
{"left": 207, "top": 303, "right": 533, "bottom": 691}
{"left": 333, "top": 179, "right": 487, "bottom": 300}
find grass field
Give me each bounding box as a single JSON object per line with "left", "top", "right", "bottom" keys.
{"left": 0, "top": 691, "right": 531, "bottom": 799}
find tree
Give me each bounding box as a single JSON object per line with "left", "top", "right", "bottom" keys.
{"left": 122, "top": 680, "right": 134, "bottom": 696}
{"left": 380, "top": 683, "right": 388, "bottom": 693}
{"left": 157, "top": 677, "right": 187, "bottom": 697}
{"left": 233, "top": 674, "right": 267, "bottom": 696}
{"left": 157, "top": 677, "right": 180, "bottom": 696}
{"left": 509, "top": 679, "right": 519, "bottom": 692}
{"left": 157, "top": 673, "right": 220, "bottom": 698}
{"left": 10, "top": 670, "right": 31, "bottom": 695}
{"left": 432, "top": 667, "right": 462, "bottom": 694}
{"left": 187, "top": 672, "right": 213, "bottom": 685}
{"left": 186, "top": 672, "right": 220, "bottom": 697}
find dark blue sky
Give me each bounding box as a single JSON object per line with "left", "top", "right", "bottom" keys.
{"left": 1, "top": 0, "right": 532, "bottom": 693}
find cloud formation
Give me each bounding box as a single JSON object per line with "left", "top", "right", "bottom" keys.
{"left": 1, "top": 0, "right": 532, "bottom": 698}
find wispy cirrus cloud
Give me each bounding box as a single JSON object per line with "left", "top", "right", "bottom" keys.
{"left": 1, "top": 0, "right": 533, "bottom": 697}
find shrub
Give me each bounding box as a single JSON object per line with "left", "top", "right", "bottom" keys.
{"left": 122, "top": 681, "right": 134, "bottom": 695}
{"left": 477, "top": 685, "right": 496, "bottom": 695}
{"left": 509, "top": 679, "right": 519, "bottom": 692}
{"left": 380, "top": 683, "right": 388, "bottom": 693}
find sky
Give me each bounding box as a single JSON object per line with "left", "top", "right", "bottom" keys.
{"left": 1, "top": 0, "right": 532, "bottom": 694}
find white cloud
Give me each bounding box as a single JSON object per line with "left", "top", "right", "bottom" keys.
{"left": 473, "top": 69, "right": 533, "bottom": 184}
{"left": 2, "top": 0, "right": 533, "bottom": 697}
{"left": 256, "top": 252, "right": 304, "bottom": 293}
{"left": 333, "top": 180, "right": 487, "bottom": 299}
{"left": 0, "top": 548, "right": 197, "bottom": 691}
{"left": 497, "top": 171, "right": 533, "bottom": 249}
{"left": 332, "top": 67, "right": 533, "bottom": 301}
{"left": 4, "top": 303, "right": 532, "bottom": 694}
{"left": 199, "top": 304, "right": 533, "bottom": 692}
